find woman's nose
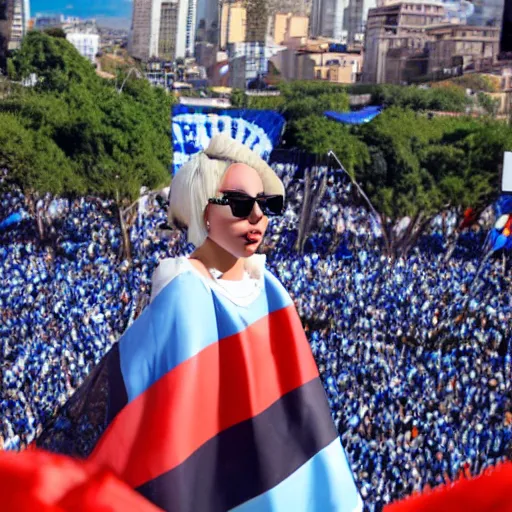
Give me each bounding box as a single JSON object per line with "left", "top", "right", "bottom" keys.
{"left": 248, "top": 200, "right": 264, "bottom": 222}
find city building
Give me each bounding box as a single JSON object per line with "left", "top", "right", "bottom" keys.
{"left": 9, "top": 0, "right": 29, "bottom": 49}
{"left": 195, "top": 0, "right": 219, "bottom": 44}
{"left": 0, "top": 0, "right": 13, "bottom": 66}
{"left": 158, "top": 1, "right": 179, "bottom": 59}
{"left": 33, "top": 14, "right": 80, "bottom": 31}
{"left": 129, "top": 0, "right": 194, "bottom": 61}
{"left": 220, "top": 1, "right": 246, "bottom": 48}
{"left": 310, "top": 0, "right": 376, "bottom": 44}
{"left": 361, "top": 1, "right": 445, "bottom": 83}
{"left": 66, "top": 31, "right": 100, "bottom": 64}
{"left": 1, "top": 0, "right": 30, "bottom": 66}
{"left": 344, "top": 0, "right": 377, "bottom": 44}
{"left": 426, "top": 24, "right": 500, "bottom": 77}
{"left": 271, "top": 37, "right": 362, "bottom": 82}
{"left": 0, "top": 0, "right": 29, "bottom": 53}
{"left": 310, "top": 0, "right": 347, "bottom": 41}
{"left": 273, "top": 13, "right": 308, "bottom": 44}
{"left": 130, "top": 0, "right": 161, "bottom": 60}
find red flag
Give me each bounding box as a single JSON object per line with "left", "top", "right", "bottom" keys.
{"left": 0, "top": 449, "right": 162, "bottom": 512}
{"left": 385, "top": 461, "right": 512, "bottom": 512}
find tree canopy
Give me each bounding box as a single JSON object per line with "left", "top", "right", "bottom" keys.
{"left": 2, "top": 31, "right": 172, "bottom": 203}
{"left": 1, "top": 31, "right": 173, "bottom": 257}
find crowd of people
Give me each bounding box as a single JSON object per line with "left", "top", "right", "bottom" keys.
{"left": 0, "top": 164, "right": 511, "bottom": 511}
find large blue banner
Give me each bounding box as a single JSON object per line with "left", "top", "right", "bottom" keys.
{"left": 172, "top": 105, "right": 285, "bottom": 175}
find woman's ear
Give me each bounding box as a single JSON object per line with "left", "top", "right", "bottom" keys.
{"left": 204, "top": 205, "right": 210, "bottom": 232}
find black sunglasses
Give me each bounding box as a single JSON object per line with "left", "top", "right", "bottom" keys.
{"left": 208, "top": 191, "right": 284, "bottom": 218}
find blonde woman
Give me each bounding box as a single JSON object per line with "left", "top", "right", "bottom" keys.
{"left": 36, "top": 134, "right": 362, "bottom": 512}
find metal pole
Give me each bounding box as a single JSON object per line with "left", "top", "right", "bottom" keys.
{"left": 327, "top": 149, "right": 381, "bottom": 221}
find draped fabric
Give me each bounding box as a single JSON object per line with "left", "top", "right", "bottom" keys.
{"left": 35, "top": 260, "right": 362, "bottom": 512}
{"left": 0, "top": 449, "right": 162, "bottom": 511}
{"left": 385, "top": 461, "right": 512, "bottom": 512}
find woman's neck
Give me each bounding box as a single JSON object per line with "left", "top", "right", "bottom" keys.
{"left": 190, "top": 238, "right": 246, "bottom": 281}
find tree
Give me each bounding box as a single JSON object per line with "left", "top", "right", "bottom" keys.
{"left": 291, "top": 115, "right": 369, "bottom": 175}
{"left": 230, "top": 89, "right": 247, "bottom": 108}
{"left": 355, "top": 108, "right": 506, "bottom": 257}
{"left": 43, "top": 27, "right": 67, "bottom": 39}
{"left": 0, "top": 112, "right": 83, "bottom": 239}
{"left": 3, "top": 31, "right": 173, "bottom": 259}
{"left": 10, "top": 31, "right": 98, "bottom": 93}
{"left": 361, "top": 84, "right": 470, "bottom": 113}
{"left": 476, "top": 92, "right": 499, "bottom": 117}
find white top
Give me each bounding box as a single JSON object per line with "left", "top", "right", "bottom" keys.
{"left": 151, "top": 254, "right": 266, "bottom": 308}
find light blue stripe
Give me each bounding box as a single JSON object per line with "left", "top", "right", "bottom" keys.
{"left": 231, "top": 439, "right": 363, "bottom": 512}
{"left": 119, "top": 269, "right": 292, "bottom": 403}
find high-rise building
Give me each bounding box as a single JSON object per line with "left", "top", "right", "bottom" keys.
{"left": 0, "top": 0, "right": 29, "bottom": 51}
{"left": 310, "top": 0, "right": 375, "bottom": 43}
{"left": 129, "top": 0, "right": 156, "bottom": 60}
{"left": 0, "top": 0, "right": 13, "bottom": 66}
{"left": 426, "top": 24, "right": 500, "bottom": 75}
{"left": 362, "top": 1, "right": 445, "bottom": 83}
{"left": 9, "top": 0, "right": 29, "bottom": 49}
{"left": 310, "top": 0, "right": 347, "bottom": 41}
{"left": 195, "top": 0, "right": 218, "bottom": 44}
{"left": 220, "top": 1, "right": 246, "bottom": 48}
{"left": 159, "top": 1, "right": 179, "bottom": 59}
{"left": 0, "top": 0, "right": 29, "bottom": 67}
{"left": 129, "top": 0, "right": 194, "bottom": 61}
{"left": 345, "top": 0, "right": 376, "bottom": 43}
{"left": 66, "top": 30, "right": 100, "bottom": 64}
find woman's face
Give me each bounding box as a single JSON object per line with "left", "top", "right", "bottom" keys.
{"left": 206, "top": 163, "right": 269, "bottom": 258}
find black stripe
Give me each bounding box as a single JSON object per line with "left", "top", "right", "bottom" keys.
{"left": 137, "top": 377, "right": 337, "bottom": 512}
{"left": 35, "top": 342, "right": 128, "bottom": 458}
{"left": 106, "top": 342, "right": 129, "bottom": 423}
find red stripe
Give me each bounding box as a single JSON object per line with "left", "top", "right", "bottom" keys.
{"left": 88, "top": 304, "right": 319, "bottom": 489}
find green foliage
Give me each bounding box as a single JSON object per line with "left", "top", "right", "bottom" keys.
{"left": 282, "top": 92, "right": 350, "bottom": 121}
{"left": 43, "top": 27, "right": 67, "bottom": 39}
{"left": 278, "top": 81, "right": 346, "bottom": 98}
{"left": 355, "top": 107, "right": 508, "bottom": 220}
{"left": 6, "top": 58, "right": 16, "bottom": 80}
{"left": 10, "top": 31, "right": 98, "bottom": 93}
{"left": 1, "top": 31, "right": 172, "bottom": 204}
{"left": 476, "top": 92, "right": 499, "bottom": 116}
{"left": 246, "top": 94, "right": 285, "bottom": 111}
{"left": 291, "top": 115, "right": 369, "bottom": 175}
{"left": 0, "top": 112, "right": 82, "bottom": 196}
{"left": 357, "top": 84, "right": 470, "bottom": 112}
{"left": 438, "top": 74, "right": 500, "bottom": 93}
{"left": 230, "top": 89, "right": 247, "bottom": 108}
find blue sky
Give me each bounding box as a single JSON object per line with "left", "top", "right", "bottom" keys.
{"left": 31, "top": 0, "right": 133, "bottom": 28}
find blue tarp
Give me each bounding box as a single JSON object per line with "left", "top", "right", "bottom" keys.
{"left": 325, "top": 106, "right": 383, "bottom": 125}
{"left": 0, "top": 211, "right": 27, "bottom": 231}
{"left": 172, "top": 105, "right": 285, "bottom": 174}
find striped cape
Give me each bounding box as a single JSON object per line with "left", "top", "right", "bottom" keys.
{"left": 35, "top": 257, "right": 362, "bottom": 512}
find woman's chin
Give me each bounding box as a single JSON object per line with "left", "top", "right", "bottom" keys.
{"left": 242, "top": 242, "right": 261, "bottom": 256}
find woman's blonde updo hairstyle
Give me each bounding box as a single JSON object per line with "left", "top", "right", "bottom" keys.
{"left": 168, "top": 133, "right": 285, "bottom": 247}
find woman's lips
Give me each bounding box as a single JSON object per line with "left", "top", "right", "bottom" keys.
{"left": 243, "top": 231, "right": 262, "bottom": 243}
